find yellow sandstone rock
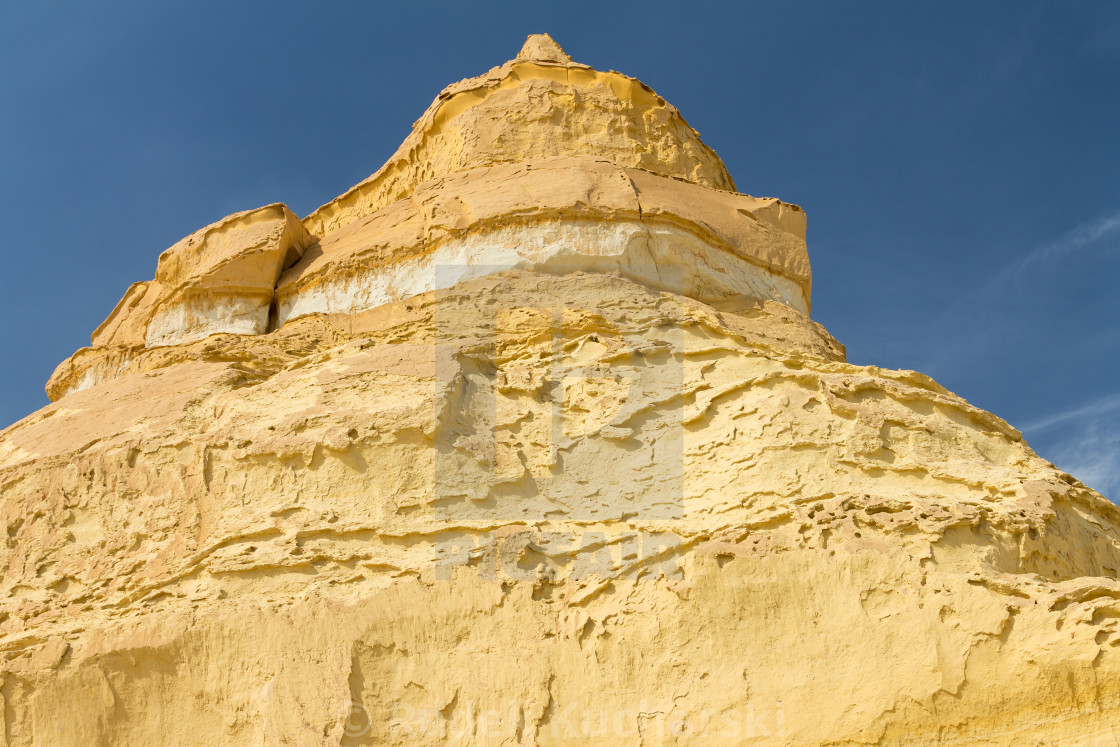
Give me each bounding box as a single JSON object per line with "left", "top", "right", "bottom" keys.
{"left": 301, "top": 34, "right": 734, "bottom": 238}
{"left": 3, "top": 34, "right": 1120, "bottom": 746}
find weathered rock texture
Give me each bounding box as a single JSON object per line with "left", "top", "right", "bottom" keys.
{"left": 3, "top": 35, "right": 1120, "bottom": 746}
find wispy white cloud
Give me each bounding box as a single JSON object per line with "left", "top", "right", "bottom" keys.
{"left": 913, "top": 207, "right": 1120, "bottom": 378}
{"left": 1021, "top": 393, "right": 1120, "bottom": 433}
{"left": 938, "top": 207, "right": 1120, "bottom": 318}
{"left": 980, "top": 213, "right": 1120, "bottom": 502}
{"left": 1045, "top": 418, "right": 1120, "bottom": 502}
{"left": 1026, "top": 393, "right": 1120, "bottom": 502}
{"left": 1003, "top": 209, "right": 1120, "bottom": 284}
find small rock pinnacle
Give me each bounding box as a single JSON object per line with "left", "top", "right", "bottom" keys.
{"left": 516, "top": 33, "right": 572, "bottom": 64}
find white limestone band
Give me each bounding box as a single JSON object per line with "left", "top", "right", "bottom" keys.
{"left": 276, "top": 218, "right": 809, "bottom": 327}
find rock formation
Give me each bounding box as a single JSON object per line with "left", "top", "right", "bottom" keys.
{"left": 3, "top": 34, "right": 1120, "bottom": 745}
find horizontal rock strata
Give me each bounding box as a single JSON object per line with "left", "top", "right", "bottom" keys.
{"left": 4, "top": 33, "right": 1119, "bottom": 746}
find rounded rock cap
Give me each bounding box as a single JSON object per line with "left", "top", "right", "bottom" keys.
{"left": 302, "top": 32, "right": 735, "bottom": 237}
{"left": 516, "top": 33, "right": 573, "bottom": 63}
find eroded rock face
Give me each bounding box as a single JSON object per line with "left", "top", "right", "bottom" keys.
{"left": 277, "top": 158, "right": 811, "bottom": 326}
{"left": 4, "top": 35, "right": 1120, "bottom": 746}
{"left": 301, "top": 33, "right": 735, "bottom": 238}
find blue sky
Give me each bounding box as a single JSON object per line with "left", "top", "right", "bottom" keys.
{"left": 1, "top": 2, "right": 1117, "bottom": 499}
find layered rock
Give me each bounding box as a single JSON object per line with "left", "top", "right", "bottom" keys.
{"left": 301, "top": 32, "right": 734, "bottom": 238}
{"left": 278, "top": 159, "right": 810, "bottom": 326}
{"left": 3, "top": 35, "right": 1120, "bottom": 746}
